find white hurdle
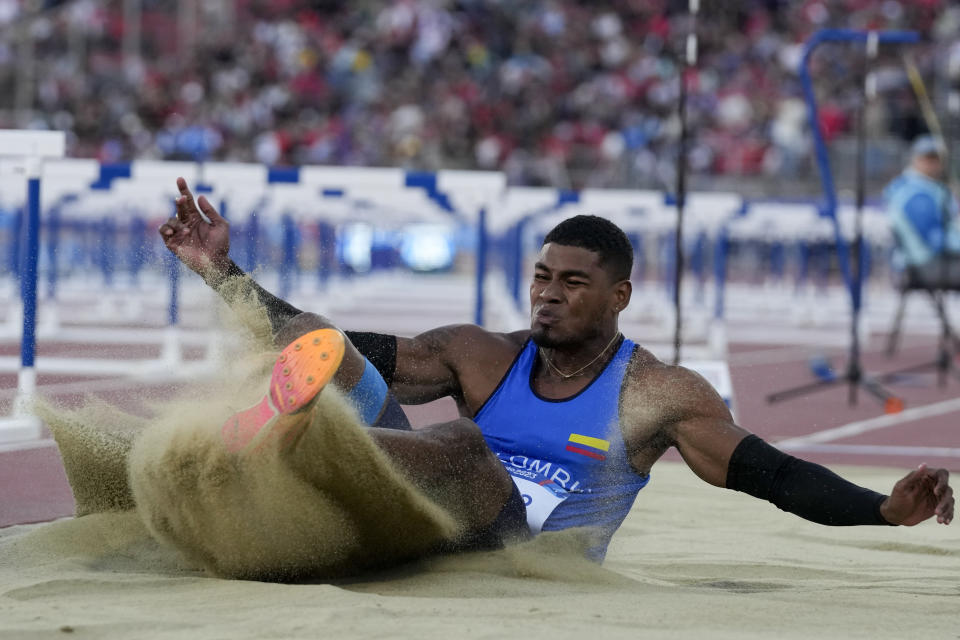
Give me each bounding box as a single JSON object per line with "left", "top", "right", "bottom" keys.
{"left": 0, "top": 130, "right": 66, "bottom": 443}
{"left": 3, "top": 148, "right": 918, "bottom": 444}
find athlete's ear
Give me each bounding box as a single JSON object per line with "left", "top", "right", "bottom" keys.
{"left": 612, "top": 279, "right": 631, "bottom": 313}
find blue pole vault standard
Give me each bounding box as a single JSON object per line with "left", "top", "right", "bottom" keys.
{"left": 767, "top": 29, "right": 917, "bottom": 409}
{"left": 797, "top": 28, "right": 919, "bottom": 299}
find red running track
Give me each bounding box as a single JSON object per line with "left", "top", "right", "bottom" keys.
{"left": 2, "top": 333, "right": 959, "bottom": 528}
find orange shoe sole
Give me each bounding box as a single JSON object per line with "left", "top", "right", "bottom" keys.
{"left": 221, "top": 328, "right": 345, "bottom": 454}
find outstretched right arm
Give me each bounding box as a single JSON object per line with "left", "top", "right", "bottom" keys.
{"left": 158, "top": 179, "right": 503, "bottom": 408}
{"left": 158, "top": 178, "right": 303, "bottom": 334}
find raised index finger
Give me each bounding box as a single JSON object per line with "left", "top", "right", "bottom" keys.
{"left": 176, "top": 177, "right": 197, "bottom": 223}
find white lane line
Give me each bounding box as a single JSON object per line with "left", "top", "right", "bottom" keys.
{"left": 779, "top": 443, "right": 960, "bottom": 458}
{"left": 776, "top": 396, "right": 960, "bottom": 447}
{"left": 0, "top": 363, "right": 214, "bottom": 401}
{"left": 727, "top": 345, "right": 832, "bottom": 367}
{"left": 0, "top": 438, "right": 56, "bottom": 454}
{"left": 0, "top": 327, "right": 218, "bottom": 346}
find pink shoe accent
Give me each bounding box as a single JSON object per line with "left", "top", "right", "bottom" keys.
{"left": 220, "top": 329, "right": 345, "bottom": 454}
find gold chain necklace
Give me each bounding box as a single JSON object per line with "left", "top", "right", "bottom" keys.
{"left": 539, "top": 332, "right": 622, "bottom": 380}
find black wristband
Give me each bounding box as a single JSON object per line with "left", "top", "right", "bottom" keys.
{"left": 345, "top": 331, "right": 398, "bottom": 386}
{"left": 726, "top": 435, "right": 892, "bottom": 526}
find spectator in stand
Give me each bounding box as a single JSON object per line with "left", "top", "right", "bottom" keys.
{"left": 0, "top": 0, "right": 956, "bottom": 188}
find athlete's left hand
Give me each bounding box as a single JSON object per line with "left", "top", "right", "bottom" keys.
{"left": 879, "top": 464, "right": 953, "bottom": 525}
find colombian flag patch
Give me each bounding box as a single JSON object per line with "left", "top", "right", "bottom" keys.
{"left": 565, "top": 433, "right": 610, "bottom": 461}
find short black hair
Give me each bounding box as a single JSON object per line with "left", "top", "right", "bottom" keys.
{"left": 542, "top": 215, "right": 633, "bottom": 281}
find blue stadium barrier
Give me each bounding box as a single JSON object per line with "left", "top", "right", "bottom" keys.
{"left": 798, "top": 29, "right": 919, "bottom": 328}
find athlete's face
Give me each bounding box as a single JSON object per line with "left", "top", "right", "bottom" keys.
{"left": 529, "top": 243, "right": 631, "bottom": 349}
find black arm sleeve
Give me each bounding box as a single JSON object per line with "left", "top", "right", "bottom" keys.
{"left": 725, "top": 435, "right": 893, "bottom": 526}
{"left": 214, "top": 262, "right": 303, "bottom": 334}
{"left": 343, "top": 331, "right": 398, "bottom": 386}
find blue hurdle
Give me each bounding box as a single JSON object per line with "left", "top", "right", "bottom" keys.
{"left": 0, "top": 130, "right": 66, "bottom": 443}
{"left": 0, "top": 147, "right": 918, "bottom": 445}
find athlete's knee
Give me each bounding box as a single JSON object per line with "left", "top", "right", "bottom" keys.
{"left": 439, "top": 418, "right": 505, "bottom": 476}
{"left": 442, "top": 417, "right": 485, "bottom": 448}
{"left": 274, "top": 312, "right": 335, "bottom": 345}
{"left": 274, "top": 314, "right": 365, "bottom": 379}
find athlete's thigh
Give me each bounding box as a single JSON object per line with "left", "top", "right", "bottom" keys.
{"left": 367, "top": 419, "right": 514, "bottom": 529}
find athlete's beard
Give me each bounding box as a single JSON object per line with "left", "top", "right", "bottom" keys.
{"left": 530, "top": 326, "right": 558, "bottom": 349}
{"left": 530, "top": 325, "right": 580, "bottom": 350}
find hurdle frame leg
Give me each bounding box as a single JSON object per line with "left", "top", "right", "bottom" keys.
{"left": 0, "top": 130, "right": 66, "bottom": 443}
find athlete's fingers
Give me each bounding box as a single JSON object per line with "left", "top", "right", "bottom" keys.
{"left": 158, "top": 216, "right": 183, "bottom": 237}
{"left": 176, "top": 176, "right": 193, "bottom": 198}
{"left": 914, "top": 465, "right": 943, "bottom": 499}
{"left": 931, "top": 468, "right": 949, "bottom": 497}
{"left": 911, "top": 464, "right": 934, "bottom": 488}
{"left": 894, "top": 466, "right": 925, "bottom": 495}
{"left": 935, "top": 484, "right": 953, "bottom": 524}
{"left": 909, "top": 466, "right": 953, "bottom": 524}
{"left": 175, "top": 194, "right": 195, "bottom": 224}
{"left": 197, "top": 195, "right": 225, "bottom": 225}
{"left": 175, "top": 177, "right": 197, "bottom": 223}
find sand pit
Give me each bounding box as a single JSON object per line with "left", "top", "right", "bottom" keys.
{"left": 7, "top": 290, "right": 957, "bottom": 636}
{"left": 128, "top": 386, "right": 458, "bottom": 581}
{"left": 1, "top": 461, "right": 957, "bottom": 639}
{"left": 35, "top": 361, "right": 459, "bottom": 581}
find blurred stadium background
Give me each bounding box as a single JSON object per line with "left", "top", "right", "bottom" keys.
{"left": 2, "top": 0, "right": 958, "bottom": 192}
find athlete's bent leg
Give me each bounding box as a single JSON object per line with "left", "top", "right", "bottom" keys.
{"left": 274, "top": 313, "right": 367, "bottom": 393}
{"left": 275, "top": 312, "right": 410, "bottom": 429}
{"left": 263, "top": 318, "right": 527, "bottom": 547}
{"left": 366, "top": 419, "right": 529, "bottom": 549}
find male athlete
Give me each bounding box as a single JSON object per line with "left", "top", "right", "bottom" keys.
{"left": 160, "top": 178, "right": 953, "bottom": 559}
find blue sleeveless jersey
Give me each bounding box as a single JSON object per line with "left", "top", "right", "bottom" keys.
{"left": 474, "top": 337, "right": 649, "bottom": 560}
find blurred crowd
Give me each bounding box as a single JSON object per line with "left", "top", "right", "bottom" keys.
{"left": 1, "top": 0, "right": 959, "bottom": 189}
